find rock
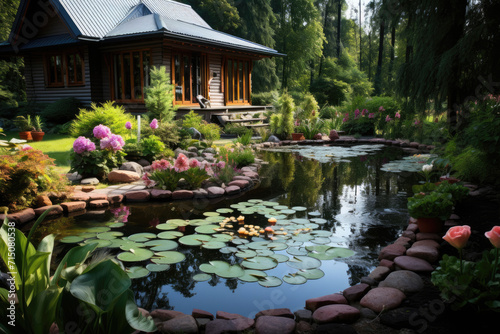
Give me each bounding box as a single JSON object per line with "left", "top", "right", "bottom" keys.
{"left": 255, "top": 308, "right": 294, "bottom": 319}
{"left": 60, "top": 201, "right": 86, "bottom": 213}
{"left": 228, "top": 180, "right": 250, "bottom": 189}
{"left": 394, "top": 256, "right": 434, "bottom": 272}
{"left": 172, "top": 190, "right": 194, "bottom": 200}
{"left": 295, "top": 320, "right": 312, "bottom": 334}
{"left": 203, "top": 148, "right": 216, "bottom": 154}
{"left": 70, "top": 192, "right": 90, "bottom": 202}
{"left": 150, "top": 189, "right": 172, "bottom": 200}
{"left": 196, "top": 318, "right": 211, "bottom": 330}
{"left": 107, "top": 194, "right": 124, "bottom": 204}
{"left": 36, "top": 195, "right": 52, "bottom": 207}
{"left": 360, "top": 276, "right": 377, "bottom": 286}
{"left": 394, "top": 237, "right": 412, "bottom": 248}
{"left": 379, "top": 307, "right": 420, "bottom": 329}
{"left": 233, "top": 175, "right": 253, "bottom": 182}
{"left": 294, "top": 309, "right": 312, "bottom": 323}
{"left": 407, "top": 223, "right": 419, "bottom": 233}
{"left": 379, "top": 270, "right": 424, "bottom": 295}
{"left": 243, "top": 171, "right": 259, "bottom": 179}
{"left": 66, "top": 172, "right": 82, "bottom": 182}
{"left": 88, "top": 193, "right": 108, "bottom": 201}
{"left": 107, "top": 170, "right": 141, "bottom": 183}
{"left": 81, "top": 177, "right": 99, "bottom": 185}
{"left": 186, "top": 152, "right": 197, "bottom": 158}
{"left": 159, "top": 315, "right": 198, "bottom": 334}
{"left": 409, "top": 142, "right": 420, "bottom": 148}
{"left": 34, "top": 205, "right": 63, "bottom": 216}
{"left": 192, "top": 308, "right": 214, "bottom": 320}
{"left": 267, "top": 135, "right": 280, "bottom": 143}
{"left": 125, "top": 190, "right": 151, "bottom": 202}
{"left": 216, "top": 311, "right": 246, "bottom": 320}
{"left": 136, "top": 158, "right": 150, "bottom": 167}
{"left": 343, "top": 283, "right": 370, "bottom": 302}
{"left": 329, "top": 130, "right": 340, "bottom": 141}
{"left": 368, "top": 266, "right": 391, "bottom": 281}
{"left": 378, "top": 244, "right": 406, "bottom": 261}
{"left": 305, "top": 293, "right": 347, "bottom": 311}
{"left": 359, "top": 307, "right": 377, "bottom": 320}
{"left": 412, "top": 239, "right": 440, "bottom": 249}
{"left": 416, "top": 233, "right": 442, "bottom": 242}
{"left": 8, "top": 208, "right": 35, "bottom": 224}
{"left": 187, "top": 146, "right": 198, "bottom": 153}
{"left": 205, "top": 318, "right": 254, "bottom": 334}
{"left": 207, "top": 187, "right": 225, "bottom": 198}
{"left": 120, "top": 161, "right": 144, "bottom": 177}
{"left": 402, "top": 230, "right": 416, "bottom": 240}
{"left": 151, "top": 309, "right": 186, "bottom": 321}
{"left": 315, "top": 323, "right": 357, "bottom": 334}
{"left": 406, "top": 244, "right": 440, "bottom": 263}
{"left": 312, "top": 305, "right": 360, "bottom": 324}
{"left": 360, "top": 287, "right": 406, "bottom": 313}
{"left": 88, "top": 200, "right": 109, "bottom": 209}
{"left": 379, "top": 259, "right": 395, "bottom": 270}
{"left": 192, "top": 188, "right": 208, "bottom": 199}
{"left": 188, "top": 127, "right": 202, "bottom": 140}
{"left": 224, "top": 185, "right": 241, "bottom": 195}
{"left": 255, "top": 315, "right": 295, "bottom": 334}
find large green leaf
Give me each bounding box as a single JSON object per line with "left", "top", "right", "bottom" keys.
{"left": 122, "top": 290, "right": 156, "bottom": 332}
{"left": 25, "top": 286, "right": 62, "bottom": 334}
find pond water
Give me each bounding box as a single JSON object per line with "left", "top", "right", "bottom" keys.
{"left": 36, "top": 144, "right": 421, "bottom": 317}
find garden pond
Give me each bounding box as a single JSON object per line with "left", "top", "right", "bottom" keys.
{"left": 32, "top": 144, "right": 428, "bottom": 318}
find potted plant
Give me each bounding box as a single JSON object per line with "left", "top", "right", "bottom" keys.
{"left": 14, "top": 115, "right": 35, "bottom": 140}
{"left": 31, "top": 115, "right": 45, "bottom": 141}
{"left": 407, "top": 191, "right": 454, "bottom": 233}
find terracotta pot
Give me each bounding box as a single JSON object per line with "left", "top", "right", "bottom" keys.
{"left": 19, "top": 131, "right": 32, "bottom": 141}
{"left": 31, "top": 131, "right": 45, "bottom": 141}
{"left": 292, "top": 133, "right": 305, "bottom": 141}
{"left": 416, "top": 217, "right": 444, "bottom": 233}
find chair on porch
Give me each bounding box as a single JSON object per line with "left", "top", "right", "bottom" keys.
{"left": 196, "top": 95, "right": 211, "bottom": 108}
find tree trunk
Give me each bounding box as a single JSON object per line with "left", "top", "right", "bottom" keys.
{"left": 374, "top": 20, "right": 385, "bottom": 95}
{"left": 368, "top": 29, "right": 372, "bottom": 80}
{"left": 337, "top": 0, "right": 342, "bottom": 58}
{"left": 359, "top": 0, "right": 362, "bottom": 69}
{"left": 319, "top": 0, "right": 332, "bottom": 77}
{"left": 388, "top": 25, "right": 395, "bottom": 86}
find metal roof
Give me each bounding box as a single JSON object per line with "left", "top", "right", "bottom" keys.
{"left": 0, "top": 34, "right": 78, "bottom": 52}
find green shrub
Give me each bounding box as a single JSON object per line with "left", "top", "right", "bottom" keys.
{"left": 270, "top": 92, "right": 295, "bottom": 139}
{"left": 299, "top": 93, "right": 319, "bottom": 120}
{"left": 141, "top": 121, "right": 180, "bottom": 148}
{"left": 70, "top": 101, "right": 135, "bottom": 138}
{"left": 319, "top": 105, "right": 337, "bottom": 119}
{"left": 199, "top": 122, "right": 221, "bottom": 145}
{"left": 224, "top": 123, "right": 249, "bottom": 136}
{"left": 341, "top": 117, "right": 374, "bottom": 136}
{"left": 41, "top": 97, "right": 81, "bottom": 124}
{"left": 141, "top": 135, "right": 166, "bottom": 161}
{"left": 145, "top": 66, "right": 177, "bottom": 123}
{"left": 251, "top": 91, "right": 279, "bottom": 106}
{"left": 182, "top": 110, "right": 203, "bottom": 129}
{"left": 221, "top": 147, "right": 255, "bottom": 168}
{"left": 234, "top": 130, "right": 253, "bottom": 146}
{"left": 122, "top": 141, "right": 143, "bottom": 161}
{"left": 310, "top": 77, "right": 351, "bottom": 106}
{"left": 451, "top": 147, "right": 491, "bottom": 184}
{"left": 297, "top": 118, "right": 326, "bottom": 139}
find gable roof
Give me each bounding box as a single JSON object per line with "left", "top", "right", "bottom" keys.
{"left": 3, "top": 0, "right": 281, "bottom": 56}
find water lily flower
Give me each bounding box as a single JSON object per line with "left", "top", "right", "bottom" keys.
{"left": 150, "top": 118, "right": 159, "bottom": 130}
{"left": 238, "top": 227, "right": 246, "bottom": 234}
{"left": 422, "top": 164, "right": 433, "bottom": 173}
{"left": 264, "top": 227, "right": 274, "bottom": 233}
{"left": 237, "top": 216, "right": 245, "bottom": 222}
{"left": 443, "top": 225, "right": 471, "bottom": 250}
{"left": 268, "top": 217, "right": 277, "bottom": 225}
{"left": 485, "top": 226, "right": 500, "bottom": 248}
{"left": 20, "top": 144, "right": 33, "bottom": 151}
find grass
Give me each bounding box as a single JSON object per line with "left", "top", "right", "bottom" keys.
{"left": 4, "top": 131, "right": 73, "bottom": 174}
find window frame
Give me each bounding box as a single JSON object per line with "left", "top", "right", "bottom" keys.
{"left": 43, "top": 49, "right": 85, "bottom": 88}
{"left": 110, "top": 49, "right": 152, "bottom": 103}
{"left": 224, "top": 57, "right": 252, "bottom": 105}
{"left": 171, "top": 52, "right": 208, "bottom": 106}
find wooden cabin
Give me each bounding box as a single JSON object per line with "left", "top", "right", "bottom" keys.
{"left": 0, "top": 0, "right": 282, "bottom": 120}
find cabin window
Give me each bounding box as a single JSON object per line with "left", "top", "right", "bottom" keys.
{"left": 44, "top": 51, "right": 84, "bottom": 87}
{"left": 172, "top": 52, "right": 208, "bottom": 105}
{"left": 225, "top": 58, "right": 251, "bottom": 104}
{"left": 112, "top": 50, "right": 151, "bottom": 102}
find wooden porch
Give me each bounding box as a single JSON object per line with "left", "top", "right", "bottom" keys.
{"left": 177, "top": 105, "right": 272, "bottom": 128}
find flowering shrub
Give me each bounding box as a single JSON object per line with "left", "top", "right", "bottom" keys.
{"left": 100, "top": 134, "right": 125, "bottom": 152}
{"left": 150, "top": 118, "right": 159, "bottom": 130}
{"left": 73, "top": 136, "right": 96, "bottom": 154}
{"left": 93, "top": 124, "right": 112, "bottom": 139}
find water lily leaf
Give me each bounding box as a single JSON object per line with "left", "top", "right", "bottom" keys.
{"left": 255, "top": 249, "right": 274, "bottom": 257}
{"left": 119, "top": 241, "right": 145, "bottom": 251}
{"left": 235, "top": 249, "right": 257, "bottom": 258}
{"left": 287, "top": 247, "right": 308, "bottom": 256}
{"left": 203, "top": 212, "right": 220, "bottom": 217}
{"left": 296, "top": 268, "right": 325, "bottom": 280}
{"left": 78, "top": 232, "right": 98, "bottom": 239}
{"left": 248, "top": 199, "right": 263, "bottom": 203}
{"left": 220, "top": 246, "right": 238, "bottom": 254}
{"left": 291, "top": 206, "right": 307, "bottom": 211}
{"left": 216, "top": 208, "right": 234, "bottom": 214}
{"left": 128, "top": 233, "right": 157, "bottom": 242}
{"left": 247, "top": 241, "right": 270, "bottom": 250}
{"left": 280, "top": 209, "right": 296, "bottom": 215}
{"left": 200, "top": 261, "right": 245, "bottom": 278}
{"left": 193, "top": 273, "right": 212, "bottom": 282}
{"left": 202, "top": 241, "right": 227, "bottom": 250}
{"left": 241, "top": 256, "right": 278, "bottom": 270}
{"left": 262, "top": 201, "right": 278, "bottom": 207}
{"left": 83, "top": 239, "right": 112, "bottom": 248}
{"left": 144, "top": 239, "right": 178, "bottom": 251}
{"left": 178, "top": 234, "right": 212, "bottom": 246}
{"left": 97, "top": 231, "right": 124, "bottom": 240}
{"left": 146, "top": 263, "right": 170, "bottom": 272}
{"left": 239, "top": 269, "right": 268, "bottom": 282}
{"left": 274, "top": 205, "right": 289, "bottom": 210}
{"left": 310, "top": 230, "right": 332, "bottom": 237}
{"left": 106, "top": 239, "right": 129, "bottom": 248}
{"left": 60, "top": 236, "right": 84, "bottom": 244}
{"left": 108, "top": 222, "right": 125, "bottom": 228}
{"left": 85, "top": 226, "right": 111, "bottom": 233}
{"left": 156, "top": 223, "right": 177, "bottom": 230}
{"left": 194, "top": 224, "right": 219, "bottom": 234}
{"left": 291, "top": 218, "right": 310, "bottom": 225}
{"left": 212, "top": 234, "right": 233, "bottom": 242}
{"left": 292, "top": 234, "right": 314, "bottom": 242}
{"left": 157, "top": 231, "right": 184, "bottom": 240}
{"left": 265, "top": 214, "right": 287, "bottom": 220}
{"left": 310, "top": 218, "right": 327, "bottom": 224}
{"left": 311, "top": 237, "right": 331, "bottom": 245}
{"left": 307, "top": 246, "right": 355, "bottom": 259}
{"left": 287, "top": 256, "right": 322, "bottom": 270}
{"left": 231, "top": 238, "right": 249, "bottom": 245}
{"left": 152, "top": 251, "right": 186, "bottom": 264}
{"left": 190, "top": 219, "right": 213, "bottom": 226}
{"left": 258, "top": 276, "right": 282, "bottom": 287}
{"left": 269, "top": 254, "right": 289, "bottom": 263}
{"left": 267, "top": 242, "right": 288, "bottom": 251}
{"left": 118, "top": 248, "right": 154, "bottom": 262}
{"left": 166, "top": 219, "right": 189, "bottom": 226}
{"left": 286, "top": 240, "right": 303, "bottom": 247}
{"left": 126, "top": 266, "right": 150, "bottom": 279}
{"left": 308, "top": 211, "right": 322, "bottom": 217}
{"left": 283, "top": 273, "right": 307, "bottom": 285}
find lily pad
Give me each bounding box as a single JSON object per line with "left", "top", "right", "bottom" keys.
{"left": 179, "top": 234, "right": 212, "bottom": 246}
{"left": 235, "top": 249, "right": 258, "bottom": 258}
{"left": 119, "top": 241, "right": 145, "bottom": 251}
{"left": 231, "top": 238, "right": 249, "bottom": 245}
{"left": 269, "top": 254, "right": 289, "bottom": 263}
{"left": 241, "top": 256, "right": 278, "bottom": 270}
{"left": 280, "top": 209, "right": 296, "bottom": 215}
{"left": 195, "top": 224, "right": 219, "bottom": 234}
{"left": 239, "top": 269, "right": 268, "bottom": 282}
{"left": 108, "top": 222, "right": 125, "bottom": 228}
{"left": 216, "top": 208, "right": 234, "bottom": 214}
{"left": 308, "top": 211, "right": 322, "bottom": 217}
{"left": 212, "top": 234, "right": 233, "bottom": 242}
{"left": 310, "top": 218, "right": 327, "bottom": 224}
{"left": 156, "top": 223, "right": 177, "bottom": 230}
{"left": 220, "top": 246, "right": 238, "bottom": 254}
{"left": 291, "top": 206, "right": 307, "bottom": 211}
{"left": 203, "top": 212, "right": 220, "bottom": 217}
{"left": 248, "top": 199, "right": 263, "bottom": 203}
{"left": 296, "top": 268, "right": 325, "bottom": 280}
{"left": 157, "top": 231, "right": 184, "bottom": 240}
{"left": 60, "top": 236, "right": 84, "bottom": 244}
{"left": 83, "top": 239, "right": 112, "bottom": 248}
{"left": 128, "top": 233, "right": 157, "bottom": 242}
{"left": 311, "top": 237, "right": 331, "bottom": 245}
{"left": 307, "top": 246, "right": 355, "bottom": 260}
{"left": 287, "top": 256, "right": 322, "bottom": 270}
{"left": 258, "top": 276, "right": 282, "bottom": 287}
{"left": 117, "top": 248, "right": 154, "bottom": 262}
{"left": 85, "top": 227, "right": 111, "bottom": 233}
{"left": 146, "top": 263, "right": 170, "bottom": 272}
{"left": 287, "top": 247, "right": 308, "bottom": 256}
{"left": 97, "top": 231, "right": 124, "bottom": 240}
{"left": 200, "top": 261, "right": 245, "bottom": 278}
{"left": 274, "top": 205, "right": 289, "bottom": 210}
{"left": 202, "top": 241, "right": 227, "bottom": 250}
{"left": 152, "top": 251, "right": 186, "bottom": 264}
{"left": 283, "top": 273, "right": 307, "bottom": 285}
{"left": 267, "top": 242, "right": 288, "bottom": 251}
{"left": 247, "top": 241, "right": 270, "bottom": 250}
{"left": 166, "top": 219, "right": 189, "bottom": 226}
{"left": 310, "top": 230, "right": 333, "bottom": 237}
{"left": 144, "top": 239, "right": 178, "bottom": 251}
{"left": 255, "top": 249, "right": 274, "bottom": 257}
{"left": 126, "top": 266, "right": 150, "bottom": 279}
{"left": 193, "top": 273, "right": 212, "bottom": 282}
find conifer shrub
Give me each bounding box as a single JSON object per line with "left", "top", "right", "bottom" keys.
{"left": 145, "top": 66, "right": 177, "bottom": 123}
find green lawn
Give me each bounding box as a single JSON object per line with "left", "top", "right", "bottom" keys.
{"left": 4, "top": 131, "right": 73, "bottom": 174}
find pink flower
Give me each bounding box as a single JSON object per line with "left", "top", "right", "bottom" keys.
{"left": 174, "top": 153, "right": 189, "bottom": 172}
{"left": 20, "top": 144, "right": 33, "bottom": 151}
{"left": 354, "top": 109, "right": 360, "bottom": 119}
{"left": 379, "top": 106, "right": 385, "bottom": 112}
{"left": 385, "top": 115, "right": 393, "bottom": 122}
{"left": 443, "top": 225, "right": 471, "bottom": 250}
{"left": 73, "top": 136, "right": 96, "bottom": 154}
{"left": 125, "top": 121, "right": 132, "bottom": 130}
{"left": 217, "top": 161, "right": 226, "bottom": 169}
{"left": 151, "top": 159, "right": 171, "bottom": 171}
{"left": 100, "top": 134, "right": 125, "bottom": 152}
{"left": 189, "top": 158, "right": 200, "bottom": 168}
{"left": 395, "top": 112, "right": 401, "bottom": 119}
{"left": 142, "top": 173, "right": 156, "bottom": 188}
{"left": 368, "top": 113, "right": 375, "bottom": 119}
{"left": 485, "top": 226, "right": 500, "bottom": 248}
{"left": 93, "top": 124, "right": 111, "bottom": 139}
{"left": 342, "top": 117, "right": 348, "bottom": 123}
{"left": 294, "top": 119, "right": 300, "bottom": 127}
{"left": 150, "top": 118, "right": 159, "bottom": 130}
{"left": 414, "top": 120, "right": 421, "bottom": 126}
{"left": 362, "top": 109, "right": 367, "bottom": 116}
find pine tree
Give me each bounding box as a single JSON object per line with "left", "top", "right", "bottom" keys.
{"left": 144, "top": 66, "right": 177, "bottom": 123}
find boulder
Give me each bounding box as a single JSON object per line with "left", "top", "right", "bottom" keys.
{"left": 124, "top": 190, "right": 151, "bottom": 202}
{"left": 224, "top": 185, "right": 241, "bottom": 195}
{"left": 207, "top": 187, "right": 225, "bottom": 198}
{"left": 150, "top": 189, "right": 172, "bottom": 200}
{"left": 70, "top": 192, "right": 90, "bottom": 202}
{"left": 107, "top": 170, "right": 141, "bottom": 183}
{"left": 312, "top": 305, "right": 360, "bottom": 324}
{"left": 394, "top": 256, "right": 434, "bottom": 272}
{"left": 60, "top": 201, "right": 86, "bottom": 213}
{"left": 159, "top": 315, "right": 198, "bottom": 334}
{"left": 412, "top": 239, "right": 440, "bottom": 249}
{"left": 228, "top": 180, "right": 250, "bottom": 189}
{"left": 136, "top": 159, "right": 150, "bottom": 167}
{"left": 368, "top": 266, "right": 391, "bottom": 281}
{"left": 255, "top": 308, "right": 294, "bottom": 319}
{"left": 88, "top": 193, "right": 108, "bottom": 201}
{"left": 305, "top": 293, "right": 347, "bottom": 312}
{"left": 120, "top": 161, "right": 144, "bottom": 177}
{"left": 81, "top": 185, "right": 96, "bottom": 193}
{"left": 294, "top": 309, "right": 312, "bottom": 323}
{"left": 378, "top": 244, "right": 406, "bottom": 261}
{"left": 406, "top": 244, "right": 440, "bottom": 263}
{"left": 151, "top": 309, "right": 186, "bottom": 321}
{"left": 255, "top": 315, "right": 295, "bottom": 334}
{"left": 192, "top": 308, "right": 214, "bottom": 320}
{"left": 216, "top": 311, "right": 246, "bottom": 320}
{"left": 36, "top": 195, "right": 52, "bottom": 207}
{"left": 407, "top": 223, "right": 419, "bottom": 233}
{"left": 34, "top": 205, "right": 63, "bottom": 217}
{"left": 267, "top": 135, "right": 280, "bottom": 143}
{"left": 379, "top": 259, "right": 395, "bottom": 270}
{"left": 107, "top": 194, "right": 124, "bottom": 204}
{"left": 360, "top": 287, "right": 406, "bottom": 313}
{"left": 193, "top": 188, "right": 208, "bottom": 199}
{"left": 7, "top": 208, "right": 35, "bottom": 224}
{"left": 81, "top": 177, "right": 99, "bottom": 185}
{"left": 172, "top": 190, "right": 194, "bottom": 200}
{"left": 88, "top": 200, "right": 109, "bottom": 209}
{"left": 205, "top": 318, "right": 254, "bottom": 334}
{"left": 402, "top": 230, "right": 416, "bottom": 240}
{"left": 343, "top": 283, "right": 370, "bottom": 302}
{"left": 416, "top": 233, "right": 442, "bottom": 242}
{"left": 379, "top": 270, "right": 424, "bottom": 295}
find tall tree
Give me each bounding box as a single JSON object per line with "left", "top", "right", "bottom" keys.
{"left": 336, "top": 0, "right": 342, "bottom": 58}
{"left": 373, "top": 1, "right": 385, "bottom": 96}
{"left": 236, "top": 0, "right": 280, "bottom": 93}
{"left": 181, "top": 0, "right": 240, "bottom": 32}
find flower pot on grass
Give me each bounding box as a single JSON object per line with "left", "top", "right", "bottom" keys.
{"left": 19, "top": 131, "right": 32, "bottom": 141}
{"left": 31, "top": 131, "right": 45, "bottom": 141}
